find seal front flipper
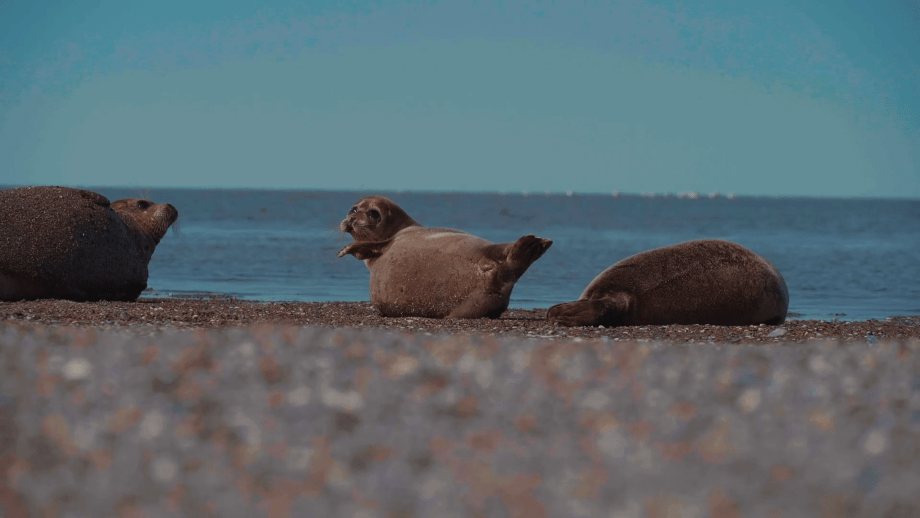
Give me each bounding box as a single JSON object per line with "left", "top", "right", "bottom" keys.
{"left": 338, "top": 240, "right": 392, "bottom": 260}
{"left": 546, "top": 293, "right": 631, "bottom": 327}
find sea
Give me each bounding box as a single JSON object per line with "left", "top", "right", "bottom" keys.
{"left": 33, "top": 188, "right": 920, "bottom": 321}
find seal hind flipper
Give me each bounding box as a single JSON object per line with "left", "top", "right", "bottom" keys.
{"left": 546, "top": 293, "right": 631, "bottom": 327}
{"left": 447, "top": 235, "right": 552, "bottom": 320}
{"left": 493, "top": 235, "right": 553, "bottom": 283}
{"left": 338, "top": 240, "right": 392, "bottom": 260}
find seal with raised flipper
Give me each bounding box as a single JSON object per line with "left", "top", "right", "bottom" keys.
{"left": 546, "top": 239, "right": 788, "bottom": 327}
{"left": 0, "top": 186, "right": 179, "bottom": 302}
{"left": 338, "top": 195, "right": 553, "bottom": 318}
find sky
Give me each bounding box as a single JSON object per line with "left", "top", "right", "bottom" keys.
{"left": 1, "top": 0, "right": 918, "bottom": 198}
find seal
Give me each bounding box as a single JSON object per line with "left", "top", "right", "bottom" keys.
{"left": 338, "top": 195, "right": 553, "bottom": 318}
{"left": 0, "top": 186, "right": 179, "bottom": 302}
{"left": 546, "top": 239, "right": 788, "bottom": 327}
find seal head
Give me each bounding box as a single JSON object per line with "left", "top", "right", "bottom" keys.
{"left": 110, "top": 198, "right": 179, "bottom": 260}
{"left": 340, "top": 195, "right": 420, "bottom": 242}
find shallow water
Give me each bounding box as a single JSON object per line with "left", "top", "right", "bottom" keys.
{"left": 80, "top": 188, "right": 920, "bottom": 321}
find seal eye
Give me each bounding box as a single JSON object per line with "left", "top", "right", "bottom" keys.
{"left": 348, "top": 207, "right": 357, "bottom": 215}
{"left": 368, "top": 209, "right": 381, "bottom": 221}
{"left": 137, "top": 200, "right": 151, "bottom": 210}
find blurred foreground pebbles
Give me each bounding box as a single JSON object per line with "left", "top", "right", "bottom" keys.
{"left": 1, "top": 323, "right": 920, "bottom": 517}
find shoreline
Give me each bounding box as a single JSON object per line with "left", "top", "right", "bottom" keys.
{"left": 2, "top": 298, "right": 918, "bottom": 344}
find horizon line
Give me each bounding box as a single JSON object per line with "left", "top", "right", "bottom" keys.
{"left": 1, "top": 184, "right": 918, "bottom": 202}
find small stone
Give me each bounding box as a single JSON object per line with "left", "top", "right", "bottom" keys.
{"left": 767, "top": 328, "right": 787, "bottom": 337}
{"left": 737, "top": 389, "right": 762, "bottom": 413}
{"left": 63, "top": 358, "right": 93, "bottom": 381}
{"left": 151, "top": 457, "right": 179, "bottom": 483}
{"left": 863, "top": 429, "right": 887, "bottom": 455}
{"left": 808, "top": 355, "right": 832, "bottom": 376}
{"left": 287, "top": 386, "right": 312, "bottom": 407}
{"left": 139, "top": 411, "right": 166, "bottom": 440}
{"left": 321, "top": 387, "right": 364, "bottom": 411}
{"left": 581, "top": 389, "right": 610, "bottom": 410}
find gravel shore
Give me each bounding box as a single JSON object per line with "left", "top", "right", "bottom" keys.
{"left": 2, "top": 298, "right": 918, "bottom": 344}
{"left": 2, "top": 300, "right": 920, "bottom": 517}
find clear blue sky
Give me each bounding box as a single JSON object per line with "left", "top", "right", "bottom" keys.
{"left": 2, "top": 0, "right": 918, "bottom": 197}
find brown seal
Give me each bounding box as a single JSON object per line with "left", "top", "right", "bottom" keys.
{"left": 0, "top": 186, "right": 179, "bottom": 302}
{"left": 338, "top": 195, "right": 553, "bottom": 318}
{"left": 546, "top": 239, "right": 789, "bottom": 327}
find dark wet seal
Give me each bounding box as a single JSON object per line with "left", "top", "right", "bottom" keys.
{"left": 0, "top": 186, "right": 179, "bottom": 302}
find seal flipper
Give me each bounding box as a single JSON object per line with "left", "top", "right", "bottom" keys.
{"left": 490, "top": 235, "right": 553, "bottom": 284}
{"left": 338, "top": 240, "right": 392, "bottom": 260}
{"left": 546, "top": 293, "right": 631, "bottom": 327}
{"left": 447, "top": 235, "right": 552, "bottom": 320}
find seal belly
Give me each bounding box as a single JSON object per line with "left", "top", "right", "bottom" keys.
{"left": 369, "top": 232, "right": 495, "bottom": 318}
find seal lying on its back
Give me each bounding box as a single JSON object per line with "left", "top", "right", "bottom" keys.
{"left": 0, "top": 186, "right": 179, "bottom": 302}
{"left": 338, "top": 196, "right": 553, "bottom": 318}
{"left": 546, "top": 239, "right": 788, "bottom": 327}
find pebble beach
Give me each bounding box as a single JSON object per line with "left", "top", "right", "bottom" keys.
{"left": 2, "top": 299, "right": 920, "bottom": 517}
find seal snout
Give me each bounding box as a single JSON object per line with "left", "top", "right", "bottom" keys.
{"left": 158, "top": 203, "right": 179, "bottom": 226}
{"left": 150, "top": 203, "right": 179, "bottom": 242}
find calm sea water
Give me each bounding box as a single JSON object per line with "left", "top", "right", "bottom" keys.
{"left": 86, "top": 188, "right": 920, "bottom": 321}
